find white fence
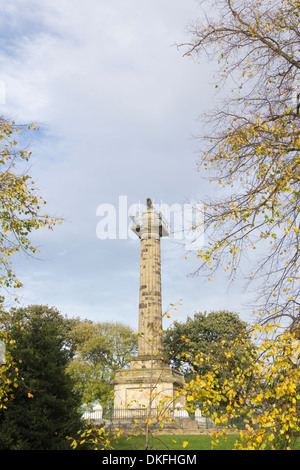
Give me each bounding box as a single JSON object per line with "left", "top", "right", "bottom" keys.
{"left": 82, "top": 404, "right": 103, "bottom": 422}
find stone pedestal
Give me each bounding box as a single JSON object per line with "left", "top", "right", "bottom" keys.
{"left": 113, "top": 357, "right": 185, "bottom": 413}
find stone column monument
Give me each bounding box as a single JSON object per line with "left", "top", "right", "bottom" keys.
{"left": 113, "top": 198, "right": 185, "bottom": 415}
{"left": 135, "top": 197, "right": 167, "bottom": 359}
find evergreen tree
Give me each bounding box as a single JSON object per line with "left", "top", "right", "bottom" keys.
{"left": 0, "top": 305, "right": 83, "bottom": 450}
{"left": 163, "top": 310, "right": 252, "bottom": 382}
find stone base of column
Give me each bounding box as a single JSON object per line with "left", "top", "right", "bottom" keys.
{"left": 113, "top": 356, "right": 185, "bottom": 413}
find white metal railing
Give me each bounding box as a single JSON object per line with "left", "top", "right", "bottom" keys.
{"left": 82, "top": 404, "right": 103, "bottom": 422}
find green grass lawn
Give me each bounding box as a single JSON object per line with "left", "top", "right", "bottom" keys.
{"left": 112, "top": 433, "right": 300, "bottom": 451}
{"left": 113, "top": 434, "right": 239, "bottom": 450}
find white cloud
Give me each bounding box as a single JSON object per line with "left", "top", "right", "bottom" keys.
{"left": 0, "top": 0, "right": 251, "bottom": 327}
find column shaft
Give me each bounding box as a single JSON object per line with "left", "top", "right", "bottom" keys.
{"left": 138, "top": 237, "right": 163, "bottom": 356}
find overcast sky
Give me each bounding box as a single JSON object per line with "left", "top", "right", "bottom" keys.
{"left": 0, "top": 0, "right": 252, "bottom": 330}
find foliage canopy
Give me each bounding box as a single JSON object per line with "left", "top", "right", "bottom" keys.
{"left": 163, "top": 310, "right": 251, "bottom": 381}
{"left": 67, "top": 320, "right": 137, "bottom": 409}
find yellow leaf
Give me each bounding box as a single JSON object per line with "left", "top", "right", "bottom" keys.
{"left": 71, "top": 440, "right": 77, "bottom": 449}
{"left": 256, "top": 394, "right": 263, "bottom": 403}
{"left": 183, "top": 441, "right": 188, "bottom": 448}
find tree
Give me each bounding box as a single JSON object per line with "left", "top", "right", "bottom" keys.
{"left": 0, "top": 305, "right": 83, "bottom": 450}
{"left": 182, "top": 323, "right": 300, "bottom": 450}
{"left": 67, "top": 320, "right": 137, "bottom": 410}
{"left": 180, "top": 0, "right": 300, "bottom": 328}
{"left": 0, "top": 312, "right": 20, "bottom": 411}
{"left": 163, "top": 310, "right": 251, "bottom": 382}
{"left": 0, "top": 117, "right": 60, "bottom": 302}
{"left": 0, "top": 116, "right": 60, "bottom": 433}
